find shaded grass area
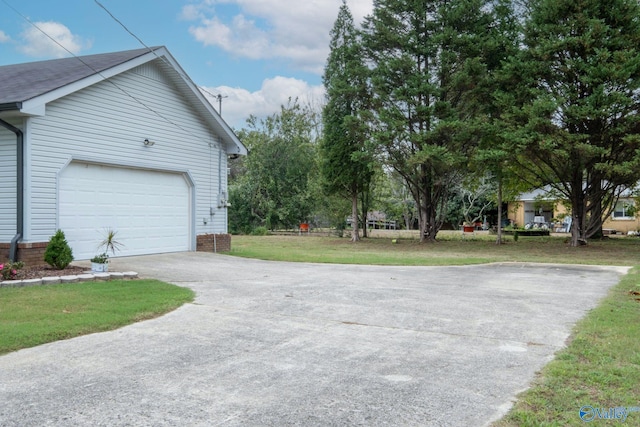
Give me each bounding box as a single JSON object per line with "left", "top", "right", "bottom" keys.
{"left": 231, "top": 234, "right": 640, "bottom": 266}
{"left": 494, "top": 268, "right": 640, "bottom": 426}
{"left": 0, "top": 280, "right": 194, "bottom": 355}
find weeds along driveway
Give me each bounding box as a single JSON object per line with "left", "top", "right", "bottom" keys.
{"left": 0, "top": 253, "right": 628, "bottom": 427}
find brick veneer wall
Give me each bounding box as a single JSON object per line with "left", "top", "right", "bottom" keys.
{"left": 1, "top": 235, "right": 232, "bottom": 264}
{"left": 196, "top": 234, "right": 231, "bottom": 253}
{"left": 0, "top": 242, "right": 48, "bottom": 266}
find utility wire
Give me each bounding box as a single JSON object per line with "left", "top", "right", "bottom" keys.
{"left": 94, "top": 0, "right": 228, "bottom": 115}
{"left": 94, "top": 0, "right": 151, "bottom": 51}
{"left": 0, "top": 0, "right": 201, "bottom": 140}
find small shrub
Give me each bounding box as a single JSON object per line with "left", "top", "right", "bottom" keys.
{"left": 0, "top": 261, "right": 24, "bottom": 280}
{"left": 44, "top": 229, "right": 74, "bottom": 270}
{"left": 251, "top": 226, "right": 269, "bottom": 236}
{"left": 90, "top": 253, "right": 109, "bottom": 264}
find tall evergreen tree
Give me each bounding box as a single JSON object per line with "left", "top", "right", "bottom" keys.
{"left": 362, "top": 0, "right": 499, "bottom": 242}
{"left": 501, "top": 0, "right": 640, "bottom": 246}
{"left": 321, "top": 1, "right": 375, "bottom": 242}
{"left": 472, "top": 0, "right": 522, "bottom": 244}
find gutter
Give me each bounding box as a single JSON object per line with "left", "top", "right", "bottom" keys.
{"left": 0, "top": 118, "right": 24, "bottom": 261}
{"left": 0, "top": 102, "right": 22, "bottom": 112}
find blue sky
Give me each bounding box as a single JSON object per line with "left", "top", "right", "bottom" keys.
{"left": 0, "top": 0, "right": 373, "bottom": 128}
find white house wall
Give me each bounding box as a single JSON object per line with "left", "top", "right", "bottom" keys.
{"left": 25, "top": 60, "right": 229, "bottom": 245}
{"left": 0, "top": 123, "right": 17, "bottom": 241}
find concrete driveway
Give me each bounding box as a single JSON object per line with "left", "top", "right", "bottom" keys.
{"left": 0, "top": 253, "right": 628, "bottom": 426}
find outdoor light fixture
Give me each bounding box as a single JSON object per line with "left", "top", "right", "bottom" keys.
{"left": 143, "top": 138, "right": 155, "bottom": 146}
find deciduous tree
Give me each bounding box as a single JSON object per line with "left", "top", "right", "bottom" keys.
{"left": 229, "top": 100, "right": 319, "bottom": 232}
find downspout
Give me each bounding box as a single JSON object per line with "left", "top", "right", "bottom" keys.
{"left": 0, "top": 118, "right": 24, "bottom": 261}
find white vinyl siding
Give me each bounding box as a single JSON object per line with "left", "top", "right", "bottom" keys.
{"left": 24, "top": 60, "right": 228, "bottom": 244}
{"left": 0, "top": 125, "right": 17, "bottom": 241}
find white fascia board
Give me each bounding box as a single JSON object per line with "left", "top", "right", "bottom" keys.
{"left": 18, "top": 46, "right": 248, "bottom": 156}
{"left": 162, "top": 54, "right": 247, "bottom": 156}
{"left": 17, "top": 104, "right": 46, "bottom": 116}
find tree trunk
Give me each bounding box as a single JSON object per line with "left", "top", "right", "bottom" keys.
{"left": 570, "top": 189, "right": 588, "bottom": 246}
{"left": 360, "top": 188, "right": 369, "bottom": 238}
{"left": 351, "top": 191, "right": 360, "bottom": 242}
{"left": 496, "top": 179, "right": 503, "bottom": 245}
{"left": 422, "top": 195, "right": 438, "bottom": 242}
{"left": 585, "top": 181, "right": 605, "bottom": 239}
{"left": 586, "top": 196, "right": 604, "bottom": 239}
{"left": 419, "top": 165, "right": 438, "bottom": 242}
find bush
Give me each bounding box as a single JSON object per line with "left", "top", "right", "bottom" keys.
{"left": 0, "top": 261, "right": 24, "bottom": 280}
{"left": 503, "top": 229, "right": 550, "bottom": 237}
{"left": 250, "top": 226, "right": 269, "bottom": 236}
{"left": 44, "top": 229, "right": 74, "bottom": 270}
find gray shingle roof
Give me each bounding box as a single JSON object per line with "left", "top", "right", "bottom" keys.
{"left": 0, "top": 47, "right": 158, "bottom": 107}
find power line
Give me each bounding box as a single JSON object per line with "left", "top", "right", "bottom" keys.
{"left": 93, "top": 0, "right": 228, "bottom": 117}
{"left": 94, "top": 0, "right": 150, "bottom": 51}
{"left": 0, "top": 0, "right": 201, "bottom": 140}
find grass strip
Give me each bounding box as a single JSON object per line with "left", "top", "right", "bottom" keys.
{"left": 0, "top": 279, "right": 194, "bottom": 355}
{"left": 494, "top": 267, "right": 640, "bottom": 426}
{"left": 230, "top": 234, "right": 640, "bottom": 266}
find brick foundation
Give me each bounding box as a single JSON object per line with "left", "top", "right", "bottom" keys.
{"left": 1, "top": 235, "right": 232, "bottom": 264}
{"left": 0, "top": 242, "right": 48, "bottom": 266}
{"left": 196, "top": 234, "right": 231, "bottom": 253}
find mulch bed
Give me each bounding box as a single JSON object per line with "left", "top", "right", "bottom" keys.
{"left": 14, "top": 265, "right": 87, "bottom": 280}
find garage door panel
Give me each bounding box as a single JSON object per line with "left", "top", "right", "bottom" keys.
{"left": 59, "top": 163, "right": 190, "bottom": 260}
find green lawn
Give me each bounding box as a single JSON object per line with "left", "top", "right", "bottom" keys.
{"left": 231, "top": 234, "right": 640, "bottom": 426}
{"left": 0, "top": 279, "right": 194, "bottom": 355}
{"left": 230, "top": 233, "right": 640, "bottom": 266}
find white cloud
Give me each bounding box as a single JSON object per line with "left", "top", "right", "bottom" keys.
{"left": 200, "top": 76, "right": 325, "bottom": 128}
{"left": 18, "top": 21, "right": 91, "bottom": 58}
{"left": 0, "top": 30, "right": 10, "bottom": 43}
{"left": 184, "top": 0, "right": 373, "bottom": 74}
{"left": 179, "top": 4, "right": 202, "bottom": 21}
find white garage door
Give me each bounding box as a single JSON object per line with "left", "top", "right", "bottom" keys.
{"left": 59, "top": 162, "right": 191, "bottom": 260}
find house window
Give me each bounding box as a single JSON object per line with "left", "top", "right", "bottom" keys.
{"left": 613, "top": 200, "right": 635, "bottom": 220}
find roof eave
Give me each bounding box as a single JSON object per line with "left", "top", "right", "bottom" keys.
{"left": 153, "top": 49, "right": 247, "bottom": 156}
{"left": 1, "top": 47, "right": 248, "bottom": 155}
{"left": 0, "top": 102, "right": 21, "bottom": 112}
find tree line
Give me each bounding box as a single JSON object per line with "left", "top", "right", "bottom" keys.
{"left": 229, "top": 0, "right": 640, "bottom": 247}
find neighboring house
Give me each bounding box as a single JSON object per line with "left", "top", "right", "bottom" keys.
{"left": 608, "top": 194, "right": 640, "bottom": 233}
{"left": 507, "top": 188, "right": 560, "bottom": 229}
{"left": 508, "top": 186, "right": 640, "bottom": 234}
{"left": 0, "top": 47, "right": 247, "bottom": 264}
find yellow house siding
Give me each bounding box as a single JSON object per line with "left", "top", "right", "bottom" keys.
{"left": 603, "top": 215, "right": 640, "bottom": 234}
{"left": 507, "top": 200, "right": 570, "bottom": 229}
{"left": 603, "top": 218, "right": 639, "bottom": 233}
{"left": 507, "top": 202, "right": 524, "bottom": 227}
{"left": 511, "top": 193, "right": 639, "bottom": 233}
